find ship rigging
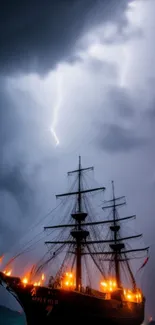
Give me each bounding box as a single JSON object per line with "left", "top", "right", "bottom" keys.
{"left": 33, "top": 155, "right": 149, "bottom": 293}
{"left": 0, "top": 156, "right": 149, "bottom": 325}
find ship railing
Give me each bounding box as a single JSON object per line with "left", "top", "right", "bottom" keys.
{"left": 77, "top": 286, "right": 107, "bottom": 299}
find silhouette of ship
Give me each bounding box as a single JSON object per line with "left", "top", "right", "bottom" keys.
{"left": 0, "top": 157, "right": 149, "bottom": 324}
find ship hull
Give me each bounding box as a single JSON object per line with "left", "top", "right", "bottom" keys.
{"left": 8, "top": 284, "right": 145, "bottom": 325}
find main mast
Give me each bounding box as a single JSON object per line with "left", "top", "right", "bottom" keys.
{"left": 45, "top": 156, "right": 105, "bottom": 291}
{"left": 78, "top": 155, "right": 82, "bottom": 211}
{"left": 74, "top": 155, "right": 84, "bottom": 290}
{"left": 67, "top": 156, "right": 105, "bottom": 290}
{"left": 111, "top": 181, "right": 121, "bottom": 287}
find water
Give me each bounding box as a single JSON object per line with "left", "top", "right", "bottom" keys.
{"left": 0, "top": 281, "right": 27, "bottom": 325}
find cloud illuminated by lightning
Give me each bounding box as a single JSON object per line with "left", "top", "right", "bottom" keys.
{"left": 120, "top": 0, "right": 141, "bottom": 88}
{"left": 120, "top": 46, "right": 130, "bottom": 88}
{"left": 51, "top": 69, "right": 63, "bottom": 146}
{"left": 128, "top": 1, "right": 137, "bottom": 9}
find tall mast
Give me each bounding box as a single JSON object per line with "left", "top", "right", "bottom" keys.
{"left": 78, "top": 156, "right": 81, "bottom": 212}
{"left": 103, "top": 181, "right": 126, "bottom": 287}
{"left": 112, "top": 181, "right": 121, "bottom": 287}
{"left": 100, "top": 181, "right": 149, "bottom": 290}
{"left": 76, "top": 155, "right": 82, "bottom": 290}
{"left": 45, "top": 156, "right": 105, "bottom": 291}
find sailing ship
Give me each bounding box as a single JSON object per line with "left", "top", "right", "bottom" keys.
{"left": 0, "top": 156, "right": 149, "bottom": 325}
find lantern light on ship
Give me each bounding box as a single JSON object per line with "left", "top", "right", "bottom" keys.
{"left": 100, "top": 279, "right": 116, "bottom": 292}
{"left": 61, "top": 272, "right": 75, "bottom": 289}
{"left": 3, "top": 270, "right": 12, "bottom": 276}
{"left": 100, "top": 278, "right": 142, "bottom": 303}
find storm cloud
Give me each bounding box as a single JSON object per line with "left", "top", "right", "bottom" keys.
{"left": 97, "top": 123, "right": 147, "bottom": 152}
{"left": 0, "top": 0, "right": 132, "bottom": 75}
{"left": 0, "top": 0, "right": 155, "bottom": 319}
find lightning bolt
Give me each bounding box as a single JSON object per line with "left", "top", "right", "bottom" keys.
{"left": 120, "top": 0, "right": 137, "bottom": 87}
{"left": 51, "top": 70, "right": 63, "bottom": 146}
{"left": 51, "top": 128, "right": 60, "bottom": 146}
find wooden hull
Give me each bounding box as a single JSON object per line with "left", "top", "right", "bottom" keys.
{"left": 9, "top": 284, "right": 145, "bottom": 325}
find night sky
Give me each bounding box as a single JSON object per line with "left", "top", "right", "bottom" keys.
{"left": 0, "top": 0, "right": 155, "bottom": 320}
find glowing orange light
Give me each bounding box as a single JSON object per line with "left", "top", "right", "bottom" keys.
{"left": 22, "top": 277, "right": 28, "bottom": 284}
{"left": 3, "top": 269, "right": 12, "bottom": 276}
{"left": 100, "top": 279, "right": 142, "bottom": 303}
{"left": 123, "top": 288, "right": 142, "bottom": 303}
{"left": 62, "top": 272, "right": 75, "bottom": 289}
{"left": 41, "top": 273, "right": 45, "bottom": 281}
{"left": 101, "top": 281, "right": 107, "bottom": 287}
{"left": 0, "top": 255, "right": 4, "bottom": 263}
{"left": 100, "top": 279, "right": 117, "bottom": 292}
{"left": 34, "top": 281, "right": 41, "bottom": 287}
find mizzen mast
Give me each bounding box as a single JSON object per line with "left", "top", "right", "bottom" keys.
{"left": 69, "top": 155, "right": 90, "bottom": 290}
{"left": 100, "top": 181, "right": 149, "bottom": 290}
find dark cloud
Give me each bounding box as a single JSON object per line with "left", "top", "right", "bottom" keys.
{"left": 0, "top": 161, "right": 33, "bottom": 253}
{"left": 91, "top": 86, "right": 135, "bottom": 135}
{"left": 0, "top": 165, "right": 33, "bottom": 212}
{"left": 0, "top": 216, "right": 18, "bottom": 254}
{"left": 0, "top": 0, "right": 154, "bottom": 318}
{"left": 0, "top": 82, "right": 60, "bottom": 252}
{"left": 0, "top": 83, "right": 54, "bottom": 162}
{"left": 96, "top": 124, "right": 147, "bottom": 153}
{"left": 85, "top": 57, "right": 118, "bottom": 78}
{"left": 106, "top": 86, "right": 135, "bottom": 117}
{"left": 145, "top": 97, "right": 155, "bottom": 120}
{"left": 146, "top": 108, "right": 155, "bottom": 120}
{"left": 0, "top": 0, "right": 131, "bottom": 75}
{"left": 98, "top": 25, "right": 143, "bottom": 45}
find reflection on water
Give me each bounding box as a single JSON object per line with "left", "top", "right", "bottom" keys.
{"left": 0, "top": 280, "right": 27, "bottom": 325}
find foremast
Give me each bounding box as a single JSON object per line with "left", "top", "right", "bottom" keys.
{"left": 71, "top": 155, "right": 90, "bottom": 291}
{"left": 45, "top": 156, "right": 105, "bottom": 291}
{"left": 111, "top": 181, "right": 121, "bottom": 287}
